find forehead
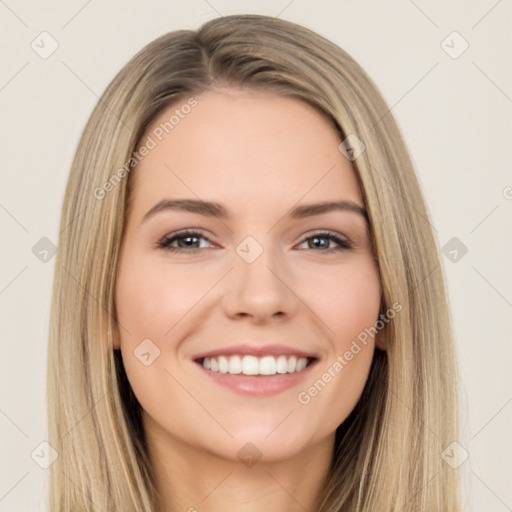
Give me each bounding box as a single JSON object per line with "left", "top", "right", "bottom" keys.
{"left": 129, "top": 89, "right": 363, "bottom": 219}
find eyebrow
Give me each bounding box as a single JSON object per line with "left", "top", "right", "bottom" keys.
{"left": 142, "top": 198, "right": 369, "bottom": 224}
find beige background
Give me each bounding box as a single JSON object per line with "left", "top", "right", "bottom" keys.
{"left": 0, "top": 1, "right": 511, "bottom": 510}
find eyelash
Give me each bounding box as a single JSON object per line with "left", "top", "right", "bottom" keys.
{"left": 157, "top": 229, "right": 353, "bottom": 254}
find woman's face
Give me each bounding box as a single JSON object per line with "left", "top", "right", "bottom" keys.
{"left": 114, "top": 88, "right": 382, "bottom": 463}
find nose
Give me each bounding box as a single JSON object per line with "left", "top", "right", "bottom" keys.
{"left": 222, "top": 242, "right": 298, "bottom": 324}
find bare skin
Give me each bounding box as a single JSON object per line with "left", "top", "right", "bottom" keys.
{"left": 114, "top": 88, "right": 383, "bottom": 511}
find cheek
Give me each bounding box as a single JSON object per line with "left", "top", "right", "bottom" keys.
{"left": 115, "top": 256, "right": 210, "bottom": 340}
{"left": 114, "top": 256, "right": 207, "bottom": 430}
{"left": 299, "top": 259, "right": 381, "bottom": 346}
{"left": 293, "top": 261, "right": 381, "bottom": 425}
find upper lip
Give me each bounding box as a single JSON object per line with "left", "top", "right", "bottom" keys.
{"left": 192, "top": 343, "right": 318, "bottom": 361}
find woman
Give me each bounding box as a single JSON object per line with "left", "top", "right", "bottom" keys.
{"left": 47, "top": 13, "right": 460, "bottom": 511}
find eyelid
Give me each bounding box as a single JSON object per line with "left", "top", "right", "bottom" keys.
{"left": 301, "top": 229, "right": 352, "bottom": 244}
{"left": 156, "top": 228, "right": 215, "bottom": 249}
{"left": 297, "top": 229, "right": 353, "bottom": 251}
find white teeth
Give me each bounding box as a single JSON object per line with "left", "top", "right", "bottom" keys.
{"left": 227, "top": 355, "right": 242, "bottom": 374}
{"left": 242, "top": 355, "right": 259, "bottom": 375}
{"left": 259, "top": 356, "right": 276, "bottom": 375}
{"left": 296, "top": 357, "right": 307, "bottom": 371}
{"left": 201, "top": 354, "right": 311, "bottom": 375}
{"left": 276, "top": 355, "right": 288, "bottom": 374}
{"left": 218, "top": 356, "right": 229, "bottom": 373}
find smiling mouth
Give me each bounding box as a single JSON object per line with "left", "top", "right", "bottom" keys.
{"left": 195, "top": 354, "right": 318, "bottom": 376}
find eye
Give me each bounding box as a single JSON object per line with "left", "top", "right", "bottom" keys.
{"left": 158, "top": 229, "right": 213, "bottom": 254}
{"left": 296, "top": 231, "right": 353, "bottom": 252}
{"left": 157, "top": 229, "right": 352, "bottom": 255}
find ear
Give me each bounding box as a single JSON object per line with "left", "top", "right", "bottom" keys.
{"left": 375, "top": 330, "right": 387, "bottom": 351}
{"left": 374, "top": 303, "right": 388, "bottom": 351}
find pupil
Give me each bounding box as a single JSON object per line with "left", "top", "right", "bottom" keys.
{"left": 180, "top": 236, "right": 197, "bottom": 247}
{"left": 311, "top": 237, "right": 328, "bottom": 249}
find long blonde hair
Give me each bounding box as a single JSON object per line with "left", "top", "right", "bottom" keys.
{"left": 47, "top": 14, "right": 460, "bottom": 511}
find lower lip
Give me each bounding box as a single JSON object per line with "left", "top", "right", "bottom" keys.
{"left": 195, "top": 359, "right": 318, "bottom": 396}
